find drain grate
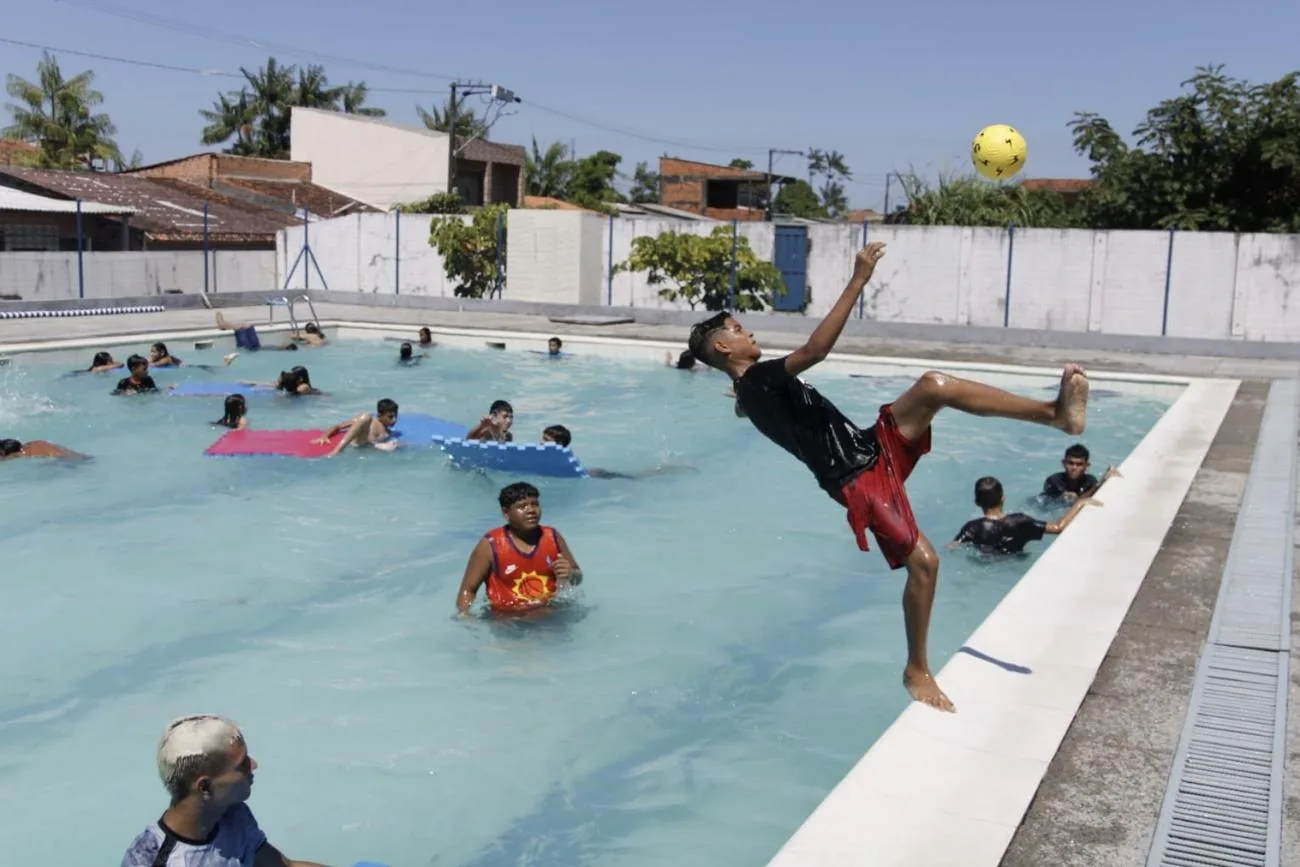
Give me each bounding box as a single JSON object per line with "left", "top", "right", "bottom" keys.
{"left": 1147, "top": 379, "right": 1297, "bottom": 867}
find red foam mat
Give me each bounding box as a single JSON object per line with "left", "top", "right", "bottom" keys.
{"left": 205, "top": 429, "right": 343, "bottom": 458}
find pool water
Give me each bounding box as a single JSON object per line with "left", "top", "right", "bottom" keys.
{"left": 0, "top": 337, "right": 1172, "bottom": 867}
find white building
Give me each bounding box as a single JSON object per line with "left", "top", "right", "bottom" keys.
{"left": 289, "top": 107, "right": 526, "bottom": 211}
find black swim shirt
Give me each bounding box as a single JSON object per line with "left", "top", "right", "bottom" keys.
{"left": 1042, "top": 471, "right": 1098, "bottom": 498}
{"left": 953, "top": 513, "right": 1047, "bottom": 554}
{"left": 734, "top": 357, "right": 879, "bottom": 498}
{"left": 114, "top": 375, "right": 158, "bottom": 394}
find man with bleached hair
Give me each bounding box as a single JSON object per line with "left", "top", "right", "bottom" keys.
{"left": 120, "top": 714, "right": 333, "bottom": 867}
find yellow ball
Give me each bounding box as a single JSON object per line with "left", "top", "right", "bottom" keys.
{"left": 971, "top": 124, "right": 1027, "bottom": 180}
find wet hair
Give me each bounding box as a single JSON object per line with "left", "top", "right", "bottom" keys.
{"left": 126, "top": 354, "right": 148, "bottom": 373}
{"left": 548, "top": 337, "right": 562, "bottom": 349}
{"left": 499, "top": 481, "right": 540, "bottom": 510}
{"left": 151, "top": 342, "right": 168, "bottom": 357}
{"left": 687, "top": 311, "right": 732, "bottom": 367}
{"left": 489, "top": 400, "right": 513, "bottom": 415}
{"left": 674, "top": 349, "right": 696, "bottom": 370}
{"left": 1064, "top": 443, "right": 1090, "bottom": 462}
{"left": 216, "top": 394, "right": 247, "bottom": 428}
{"left": 399, "top": 342, "right": 413, "bottom": 360}
{"left": 157, "top": 714, "right": 244, "bottom": 805}
{"left": 376, "top": 398, "right": 399, "bottom": 416}
{"left": 90, "top": 351, "right": 113, "bottom": 369}
{"left": 0, "top": 439, "right": 22, "bottom": 456}
{"left": 418, "top": 327, "right": 432, "bottom": 343}
{"left": 304, "top": 322, "right": 321, "bottom": 335}
{"left": 543, "top": 424, "right": 571, "bottom": 447}
{"left": 974, "top": 476, "right": 1004, "bottom": 510}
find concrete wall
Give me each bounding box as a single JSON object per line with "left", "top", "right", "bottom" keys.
{"left": 272, "top": 208, "right": 1300, "bottom": 342}
{"left": 288, "top": 107, "right": 448, "bottom": 210}
{"left": 0, "top": 251, "right": 277, "bottom": 300}
{"left": 276, "top": 212, "right": 464, "bottom": 297}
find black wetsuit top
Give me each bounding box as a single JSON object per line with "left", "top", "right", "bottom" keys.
{"left": 953, "top": 514, "right": 1047, "bottom": 554}
{"left": 1042, "top": 471, "right": 1098, "bottom": 498}
{"left": 114, "top": 375, "right": 158, "bottom": 394}
{"left": 734, "top": 358, "right": 879, "bottom": 500}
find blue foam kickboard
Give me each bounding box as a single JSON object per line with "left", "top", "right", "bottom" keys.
{"left": 432, "top": 437, "right": 589, "bottom": 478}
{"left": 167, "top": 381, "right": 277, "bottom": 397}
{"left": 390, "top": 414, "right": 466, "bottom": 446}
{"left": 352, "top": 862, "right": 388, "bottom": 867}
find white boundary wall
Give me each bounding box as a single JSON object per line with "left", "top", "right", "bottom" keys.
{"left": 0, "top": 250, "right": 276, "bottom": 300}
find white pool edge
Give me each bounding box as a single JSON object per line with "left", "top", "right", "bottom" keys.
{"left": 764, "top": 376, "right": 1238, "bottom": 867}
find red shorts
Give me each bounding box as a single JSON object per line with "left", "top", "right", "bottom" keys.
{"left": 841, "top": 404, "right": 931, "bottom": 570}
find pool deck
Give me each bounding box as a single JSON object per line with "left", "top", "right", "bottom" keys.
{"left": 1, "top": 302, "right": 1297, "bottom": 866}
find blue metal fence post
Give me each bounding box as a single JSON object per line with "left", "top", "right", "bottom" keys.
{"left": 75, "top": 199, "right": 85, "bottom": 300}
{"left": 394, "top": 210, "right": 400, "bottom": 296}
{"left": 202, "top": 203, "right": 210, "bottom": 294}
{"left": 495, "top": 211, "right": 505, "bottom": 298}
{"left": 606, "top": 213, "right": 614, "bottom": 306}
{"left": 728, "top": 219, "right": 738, "bottom": 309}
{"left": 1003, "top": 222, "right": 1016, "bottom": 328}
{"left": 857, "top": 219, "right": 868, "bottom": 319}
{"left": 1161, "top": 226, "right": 1176, "bottom": 336}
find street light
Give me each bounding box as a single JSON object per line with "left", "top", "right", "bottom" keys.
{"left": 446, "top": 81, "right": 522, "bottom": 199}
{"left": 766, "top": 148, "right": 805, "bottom": 221}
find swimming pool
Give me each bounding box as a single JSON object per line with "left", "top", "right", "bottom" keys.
{"left": 0, "top": 335, "right": 1172, "bottom": 867}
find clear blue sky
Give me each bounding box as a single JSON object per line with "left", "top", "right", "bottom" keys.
{"left": 3, "top": 0, "right": 1297, "bottom": 211}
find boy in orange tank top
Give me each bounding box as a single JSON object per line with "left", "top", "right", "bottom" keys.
{"left": 456, "top": 482, "right": 583, "bottom": 614}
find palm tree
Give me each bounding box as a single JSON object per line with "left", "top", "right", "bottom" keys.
{"left": 198, "top": 57, "right": 386, "bottom": 158}
{"left": 525, "top": 138, "right": 572, "bottom": 198}
{"left": 3, "top": 51, "right": 121, "bottom": 170}
{"left": 417, "top": 94, "right": 488, "bottom": 140}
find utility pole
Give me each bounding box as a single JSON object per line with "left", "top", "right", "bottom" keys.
{"left": 766, "top": 148, "right": 805, "bottom": 221}
{"left": 445, "top": 81, "right": 521, "bottom": 202}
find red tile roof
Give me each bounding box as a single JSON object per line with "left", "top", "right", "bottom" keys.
{"left": 1021, "top": 178, "right": 1091, "bottom": 193}
{"left": 0, "top": 140, "right": 38, "bottom": 167}
{"left": 0, "top": 167, "right": 303, "bottom": 242}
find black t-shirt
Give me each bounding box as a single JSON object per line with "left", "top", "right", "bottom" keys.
{"left": 953, "top": 514, "right": 1047, "bottom": 554}
{"left": 734, "top": 357, "right": 879, "bottom": 498}
{"left": 114, "top": 375, "right": 158, "bottom": 394}
{"left": 1042, "top": 471, "right": 1098, "bottom": 498}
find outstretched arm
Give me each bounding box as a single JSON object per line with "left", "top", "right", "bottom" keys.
{"left": 1045, "top": 497, "right": 1101, "bottom": 535}
{"left": 456, "top": 539, "right": 493, "bottom": 613}
{"left": 784, "top": 243, "right": 885, "bottom": 377}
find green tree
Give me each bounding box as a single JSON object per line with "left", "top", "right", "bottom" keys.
{"left": 1070, "top": 65, "right": 1300, "bottom": 232}
{"left": 628, "top": 161, "right": 660, "bottom": 203}
{"left": 567, "top": 150, "right": 626, "bottom": 210}
{"left": 3, "top": 51, "right": 121, "bottom": 169}
{"left": 772, "top": 179, "right": 827, "bottom": 219}
{"left": 427, "top": 202, "right": 508, "bottom": 298}
{"left": 728, "top": 158, "right": 754, "bottom": 170}
{"left": 199, "top": 57, "right": 384, "bottom": 158}
{"left": 807, "top": 148, "right": 851, "bottom": 217}
{"left": 887, "top": 172, "right": 1080, "bottom": 227}
{"left": 399, "top": 191, "right": 467, "bottom": 214}
{"left": 525, "top": 138, "right": 572, "bottom": 198}
{"left": 613, "top": 225, "right": 786, "bottom": 311}
{"left": 417, "top": 94, "right": 488, "bottom": 140}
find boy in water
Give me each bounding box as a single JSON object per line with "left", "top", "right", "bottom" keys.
{"left": 113, "top": 355, "right": 159, "bottom": 395}
{"left": 467, "top": 400, "right": 514, "bottom": 442}
{"left": 0, "top": 438, "right": 87, "bottom": 460}
{"left": 1042, "top": 443, "right": 1117, "bottom": 502}
{"left": 312, "top": 398, "right": 399, "bottom": 456}
{"left": 950, "top": 476, "right": 1099, "bottom": 555}
{"left": 688, "top": 242, "right": 1090, "bottom": 712}
{"left": 456, "top": 482, "right": 582, "bottom": 614}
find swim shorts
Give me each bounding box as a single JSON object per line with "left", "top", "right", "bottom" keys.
{"left": 841, "top": 404, "right": 931, "bottom": 570}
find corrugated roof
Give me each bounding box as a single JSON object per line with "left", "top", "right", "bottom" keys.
{"left": 0, "top": 185, "right": 135, "bottom": 215}
{"left": 213, "top": 177, "right": 377, "bottom": 218}
{"left": 0, "top": 168, "right": 302, "bottom": 238}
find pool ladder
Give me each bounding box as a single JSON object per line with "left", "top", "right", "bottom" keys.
{"left": 266, "top": 294, "right": 321, "bottom": 338}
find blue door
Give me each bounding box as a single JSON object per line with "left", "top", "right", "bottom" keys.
{"left": 772, "top": 224, "right": 808, "bottom": 312}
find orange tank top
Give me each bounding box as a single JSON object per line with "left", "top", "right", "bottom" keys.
{"left": 484, "top": 526, "right": 561, "bottom": 611}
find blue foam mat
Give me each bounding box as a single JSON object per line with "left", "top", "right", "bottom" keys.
{"left": 432, "top": 436, "right": 588, "bottom": 478}
{"left": 167, "top": 381, "right": 277, "bottom": 397}
{"left": 390, "top": 414, "right": 466, "bottom": 446}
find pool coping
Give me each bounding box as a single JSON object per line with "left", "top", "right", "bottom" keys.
{"left": 0, "top": 317, "right": 1233, "bottom": 866}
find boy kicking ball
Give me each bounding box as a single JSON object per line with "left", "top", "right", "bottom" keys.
{"left": 688, "top": 242, "right": 1089, "bottom": 712}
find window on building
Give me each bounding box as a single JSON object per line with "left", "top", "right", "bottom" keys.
{"left": 705, "top": 179, "right": 767, "bottom": 211}
{"left": 1, "top": 223, "right": 59, "bottom": 251}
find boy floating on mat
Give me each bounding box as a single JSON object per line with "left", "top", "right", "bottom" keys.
{"left": 467, "top": 400, "right": 515, "bottom": 442}
{"left": 688, "top": 242, "right": 1090, "bottom": 713}
{"left": 312, "top": 398, "right": 400, "bottom": 457}
{"left": 950, "top": 476, "right": 1099, "bottom": 555}
{"left": 456, "top": 482, "right": 582, "bottom": 615}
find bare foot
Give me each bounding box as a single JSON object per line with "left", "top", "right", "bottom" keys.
{"left": 215, "top": 312, "right": 231, "bottom": 329}
{"left": 904, "top": 666, "right": 956, "bottom": 712}
{"left": 1054, "top": 364, "right": 1089, "bottom": 435}
{"left": 223, "top": 352, "right": 239, "bottom": 366}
